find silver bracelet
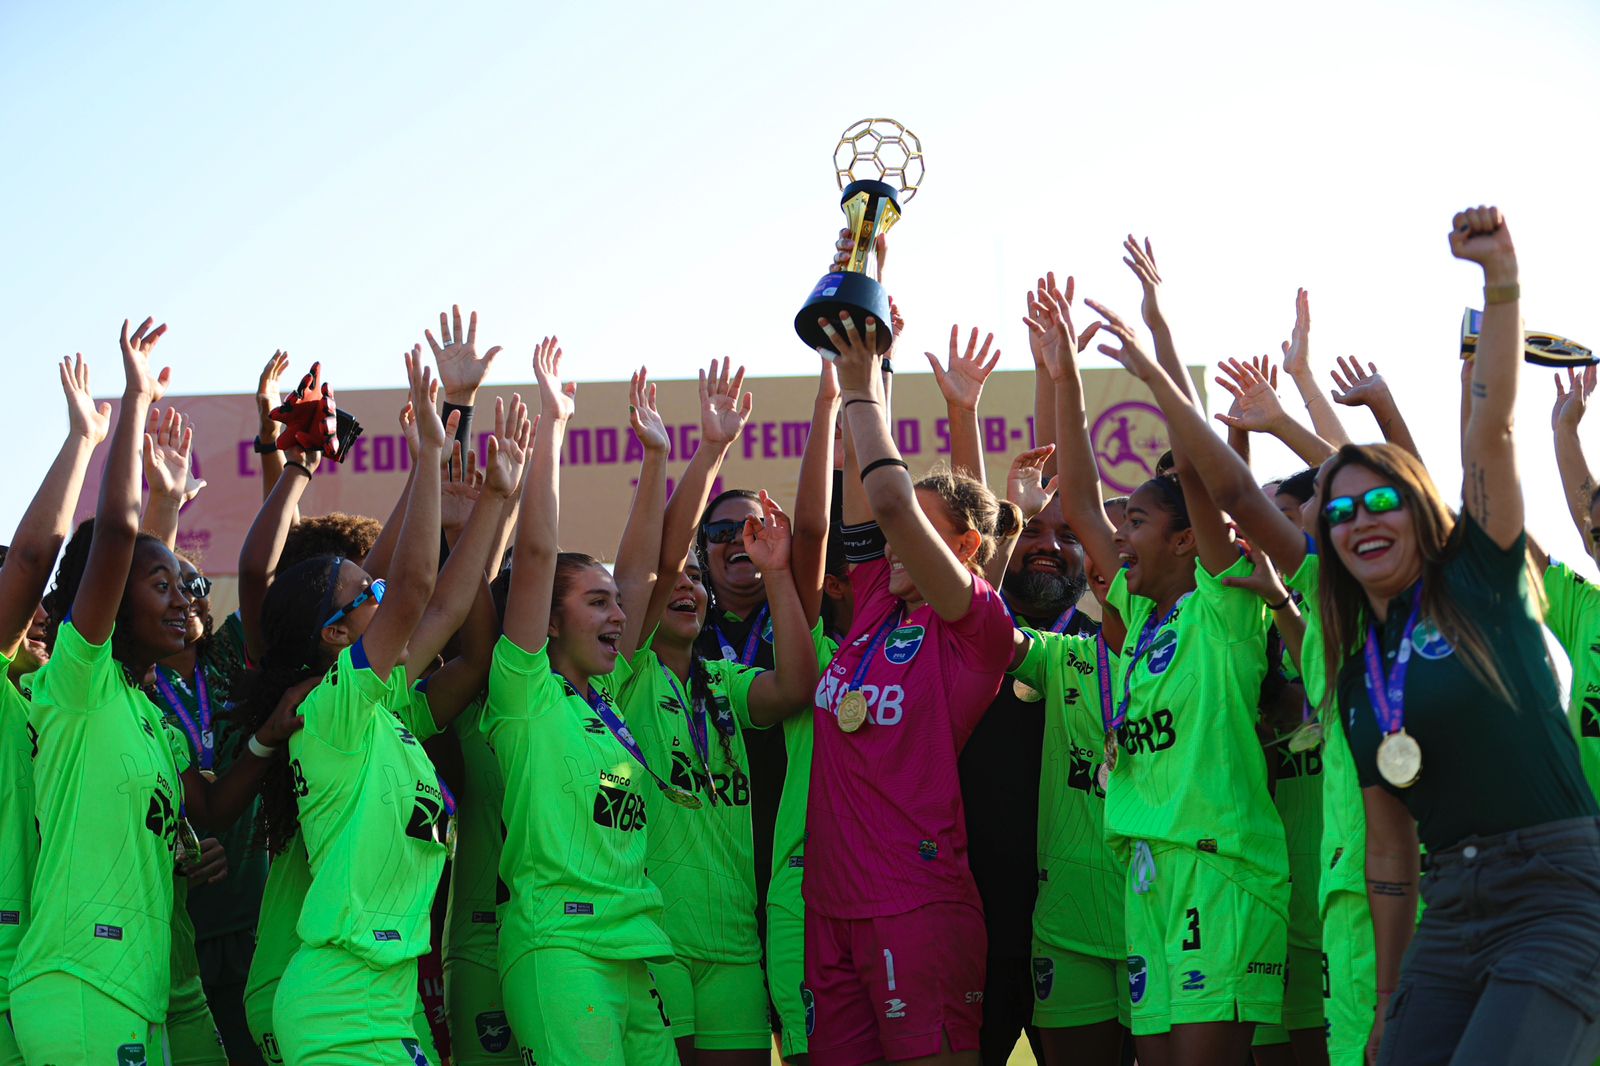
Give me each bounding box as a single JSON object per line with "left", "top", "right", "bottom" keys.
{"left": 247, "top": 734, "right": 278, "bottom": 758}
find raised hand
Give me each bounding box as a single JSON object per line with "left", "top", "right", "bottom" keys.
{"left": 1007, "top": 444, "right": 1060, "bottom": 523}
{"left": 926, "top": 325, "right": 1001, "bottom": 412}
{"left": 629, "top": 368, "right": 670, "bottom": 453}
{"left": 1448, "top": 205, "right": 1517, "bottom": 282}
{"left": 256, "top": 350, "right": 291, "bottom": 421}
{"left": 60, "top": 354, "right": 112, "bottom": 445}
{"left": 406, "top": 345, "right": 450, "bottom": 450}
{"left": 440, "top": 441, "right": 483, "bottom": 536}
{"left": 1122, "top": 236, "right": 1166, "bottom": 332}
{"left": 484, "top": 394, "right": 534, "bottom": 498}
{"left": 1213, "top": 357, "right": 1288, "bottom": 433}
{"left": 1280, "top": 289, "right": 1312, "bottom": 379}
{"left": 1330, "top": 356, "right": 1395, "bottom": 410}
{"left": 818, "top": 311, "right": 882, "bottom": 397}
{"left": 1086, "top": 300, "right": 1160, "bottom": 380}
{"left": 699, "top": 356, "right": 753, "bottom": 445}
{"left": 830, "top": 227, "right": 888, "bottom": 280}
{"left": 120, "top": 317, "right": 171, "bottom": 402}
{"left": 1553, "top": 365, "right": 1598, "bottom": 432}
{"left": 741, "top": 490, "right": 794, "bottom": 573}
{"left": 532, "top": 336, "right": 576, "bottom": 422}
{"left": 143, "top": 407, "right": 207, "bottom": 503}
{"left": 426, "top": 305, "right": 503, "bottom": 405}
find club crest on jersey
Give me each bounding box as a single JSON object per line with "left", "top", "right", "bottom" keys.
{"left": 1128, "top": 955, "right": 1148, "bottom": 1004}
{"left": 402, "top": 1038, "right": 428, "bottom": 1066}
{"left": 1147, "top": 629, "right": 1178, "bottom": 675}
{"left": 884, "top": 625, "right": 925, "bottom": 664}
{"left": 117, "top": 1046, "right": 148, "bottom": 1066}
{"left": 802, "top": 986, "right": 816, "bottom": 1036}
{"left": 477, "top": 1011, "right": 512, "bottom": 1053}
{"left": 1032, "top": 957, "right": 1055, "bottom": 1000}
{"left": 1411, "top": 620, "right": 1454, "bottom": 660}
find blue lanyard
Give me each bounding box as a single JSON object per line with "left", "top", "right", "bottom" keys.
{"left": 154, "top": 666, "right": 214, "bottom": 772}
{"left": 713, "top": 606, "right": 769, "bottom": 667}
{"left": 1117, "top": 601, "right": 1181, "bottom": 722}
{"left": 848, "top": 609, "right": 905, "bottom": 693}
{"left": 1363, "top": 587, "right": 1422, "bottom": 737}
{"left": 1000, "top": 596, "right": 1077, "bottom": 636}
{"left": 559, "top": 673, "right": 692, "bottom": 803}
{"left": 1097, "top": 631, "right": 1118, "bottom": 734}
{"left": 659, "top": 663, "right": 711, "bottom": 772}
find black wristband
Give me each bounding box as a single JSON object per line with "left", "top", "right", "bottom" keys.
{"left": 881, "top": 356, "right": 893, "bottom": 375}
{"left": 442, "top": 401, "right": 474, "bottom": 446}
{"left": 839, "top": 520, "right": 887, "bottom": 564}
{"left": 860, "top": 457, "right": 909, "bottom": 481}
{"left": 253, "top": 435, "right": 279, "bottom": 455}
{"left": 284, "top": 460, "right": 313, "bottom": 480}
{"left": 1266, "top": 595, "right": 1291, "bottom": 611}
{"left": 844, "top": 398, "right": 878, "bottom": 412}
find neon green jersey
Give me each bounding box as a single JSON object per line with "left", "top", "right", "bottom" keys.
{"left": 0, "top": 657, "right": 38, "bottom": 1011}
{"left": 443, "top": 697, "right": 503, "bottom": 968}
{"left": 1010, "top": 627, "right": 1124, "bottom": 960}
{"left": 1543, "top": 562, "right": 1600, "bottom": 800}
{"left": 289, "top": 642, "right": 446, "bottom": 967}
{"left": 13, "top": 621, "right": 188, "bottom": 1020}
{"left": 483, "top": 637, "right": 669, "bottom": 968}
{"left": 243, "top": 833, "right": 312, "bottom": 1013}
{"left": 620, "top": 635, "right": 763, "bottom": 963}
{"left": 768, "top": 626, "right": 839, "bottom": 901}
{"left": 1105, "top": 560, "right": 1286, "bottom": 883}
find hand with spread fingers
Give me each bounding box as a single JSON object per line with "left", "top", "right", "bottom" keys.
{"left": 1007, "top": 444, "right": 1060, "bottom": 523}
{"left": 532, "top": 336, "right": 577, "bottom": 424}
{"left": 143, "top": 407, "right": 206, "bottom": 505}
{"left": 817, "top": 311, "right": 884, "bottom": 399}
{"left": 1330, "top": 356, "right": 1396, "bottom": 411}
{"left": 1086, "top": 300, "right": 1160, "bottom": 381}
{"left": 741, "top": 490, "right": 794, "bottom": 574}
{"left": 1213, "top": 356, "right": 1289, "bottom": 434}
{"left": 1122, "top": 235, "right": 1167, "bottom": 333}
{"left": 926, "top": 325, "right": 1001, "bottom": 413}
{"left": 1024, "top": 271, "right": 1100, "bottom": 381}
{"left": 699, "top": 356, "right": 753, "bottom": 445}
{"left": 629, "top": 368, "right": 670, "bottom": 454}
{"left": 484, "top": 394, "right": 534, "bottom": 500}
{"left": 60, "top": 354, "right": 112, "bottom": 446}
{"left": 120, "top": 316, "right": 171, "bottom": 402}
{"left": 1554, "top": 365, "right": 1598, "bottom": 432}
{"left": 427, "top": 304, "right": 503, "bottom": 406}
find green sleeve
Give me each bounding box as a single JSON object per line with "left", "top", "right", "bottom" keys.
{"left": 811, "top": 619, "right": 836, "bottom": 671}
{"left": 33, "top": 621, "right": 124, "bottom": 716}
{"left": 1009, "top": 626, "right": 1048, "bottom": 690}
{"left": 1191, "top": 553, "right": 1271, "bottom": 642}
{"left": 298, "top": 641, "right": 396, "bottom": 753}
{"left": 399, "top": 681, "right": 443, "bottom": 742}
{"left": 1544, "top": 563, "right": 1598, "bottom": 650}
{"left": 703, "top": 658, "right": 764, "bottom": 731}
{"left": 484, "top": 636, "right": 563, "bottom": 728}
{"left": 1106, "top": 567, "right": 1132, "bottom": 618}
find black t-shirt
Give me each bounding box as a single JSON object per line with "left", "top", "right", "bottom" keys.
{"left": 959, "top": 599, "right": 1098, "bottom": 959}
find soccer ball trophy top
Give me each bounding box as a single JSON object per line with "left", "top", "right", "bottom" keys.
{"left": 796, "top": 118, "right": 924, "bottom": 357}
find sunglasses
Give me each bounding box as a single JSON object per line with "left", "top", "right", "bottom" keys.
{"left": 1323, "top": 485, "right": 1404, "bottom": 527}
{"left": 322, "top": 578, "right": 386, "bottom": 630}
{"left": 180, "top": 575, "right": 213, "bottom": 601}
{"left": 702, "top": 519, "right": 745, "bottom": 545}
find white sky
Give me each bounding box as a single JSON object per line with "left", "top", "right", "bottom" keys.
{"left": 2, "top": 0, "right": 1598, "bottom": 566}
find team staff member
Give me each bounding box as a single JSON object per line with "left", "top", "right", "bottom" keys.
{"left": 809, "top": 310, "right": 1018, "bottom": 1066}
{"left": 1329, "top": 208, "right": 1600, "bottom": 1063}
{"left": 0, "top": 354, "right": 114, "bottom": 1066}
{"left": 1057, "top": 271, "right": 1289, "bottom": 1064}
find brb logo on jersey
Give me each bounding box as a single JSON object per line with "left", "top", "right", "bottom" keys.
{"left": 883, "top": 625, "right": 925, "bottom": 664}
{"left": 1411, "top": 619, "right": 1455, "bottom": 660}
{"left": 1127, "top": 955, "right": 1148, "bottom": 1005}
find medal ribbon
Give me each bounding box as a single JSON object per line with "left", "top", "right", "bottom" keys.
{"left": 559, "top": 674, "right": 690, "bottom": 802}
{"left": 713, "top": 606, "right": 769, "bottom": 667}
{"left": 1363, "top": 586, "right": 1423, "bottom": 737}
{"left": 1117, "top": 601, "right": 1182, "bottom": 722}
{"left": 660, "top": 663, "right": 711, "bottom": 772}
{"left": 154, "top": 666, "right": 214, "bottom": 773}
{"left": 1050, "top": 605, "right": 1078, "bottom": 635}
{"left": 1097, "top": 631, "right": 1118, "bottom": 735}
{"left": 846, "top": 609, "right": 904, "bottom": 696}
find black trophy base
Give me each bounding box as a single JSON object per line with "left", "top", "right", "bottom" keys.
{"left": 795, "top": 270, "right": 893, "bottom": 358}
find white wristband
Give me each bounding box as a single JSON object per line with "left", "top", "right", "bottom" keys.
{"left": 248, "top": 735, "right": 277, "bottom": 758}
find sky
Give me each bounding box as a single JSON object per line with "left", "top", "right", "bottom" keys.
{"left": 2, "top": 0, "right": 1599, "bottom": 566}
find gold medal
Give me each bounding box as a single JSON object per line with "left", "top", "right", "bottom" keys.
{"left": 1013, "top": 679, "right": 1044, "bottom": 703}
{"left": 1376, "top": 729, "right": 1422, "bottom": 788}
{"left": 838, "top": 690, "right": 869, "bottom": 733}
{"left": 176, "top": 817, "right": 203, "bottom": 868}
{"left": 663, "top": 785, "right": 703, "bottom": 810}
{"left": 1098, "top": 735, "right": 1117, "bottom": 791}
{"left": 1287, "top": 719, "right": 1323, "bottom": 754}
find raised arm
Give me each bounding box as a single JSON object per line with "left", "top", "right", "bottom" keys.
{"left": 504, "top": 337, "right": 575, "bottom": 652}
{"left": 1122, "top": 236, "right": 1196, "bottom": 406}
{"left": 1279, "top": 289, "right": 1353, "bottom": 447}
{"left": 1552, "top": 366, "right": 1598, "bottom": 550}
{"left": 360, "top": 399, "right": 419, "bottom": 581}
{"left": 0, "top": 356, "right": 111, "bottom": 657}
{"left": 1453, "top": 205, "right": 1523, "bottom": 548}
{"left": 613, "top": 370, "right": 669, "bottom": 658}
{"left": 790, "top": 360, "right": 839, "bottom": 626}
{"left": 1022, "top": 272, "right": 1090, "bottom": 452}
{"left": 987, "top": 444, "right": 1056, "bottom": 589}
{"left": 1330, "top": 356, "right": 1420, "bottom": 460}
{"left": 238, "top": 444, "right": 320, "bottom": 662}
{"left": 738, "top": 493, "right": 819, "bottom": 725}
{"left": 141, "top": 407, "right": 204, "bottom": 549}
{"left": 826, "top": 311, "right": 975, "bottom": 621}
{"left": 253, "top": 350, "right": 290, "bottom": 500}
{"left": 1042, "top": 284, "right": 1120, "bottom": 586}
{"left": 928, "top": 325, "right": 1001, "bottom": 486}
{"left": 1213, "top": 357, "right": 1335, "bottom": 467}
{"left": 428, "top": 303, "right": 503, "bottom": 452}
{"left": 359, "top": 349, "right": 446, "bottom": 678}
{"left": 74, "top": 319, "right": 169, "bottom": 645}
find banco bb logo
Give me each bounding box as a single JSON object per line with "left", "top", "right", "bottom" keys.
{"left": 884, "top": 625, "right": 925, "bottom": 665}
{"left": 1128, "top": 954, "right": 1148, "bottom": 1005}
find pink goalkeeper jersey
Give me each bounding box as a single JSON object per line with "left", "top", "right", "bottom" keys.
{"left": 804, "top": 558, "right": 1014, "bottom": 919}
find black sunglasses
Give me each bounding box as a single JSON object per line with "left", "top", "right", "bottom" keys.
{"left": 180, "top": 575, "right": 213, "bottom": 601}
{"left": 702, "top": 518, "right": 745, "bottom": 544}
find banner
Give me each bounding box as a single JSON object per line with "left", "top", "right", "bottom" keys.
{"left": 80, "top": 368, "right": 1200, "bottom": 574}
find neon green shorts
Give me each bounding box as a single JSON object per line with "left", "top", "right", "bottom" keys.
{"left": 1123, "top": 843, "right": 1288, "bottom": 1037}
{"left": 10, "top": 972, "right": 166, "bottom": 1064}
{"left": 274, "top": 944, "right": 432, "bottom": 1065}
{"left": 654, "top": 954, "right": 770, "bottom": 1050}
{"left": 766, "top": 899, "right": 808, "bottom": 1058}
{"left": 169, "top": 967, "right": 226, "bottom": 1065}
{"left": 1251, "top": 944, "right": 1327, "bottom": 1044}
{"left": 1030, "top": 936, "right": 1129, "bottom": 1029}
{"left": 244, "top": 976, "right": 287, "bottom": 1065}
{"left": 444, "top": 957, "right": 519, "bottom": 1063}
{"left": 501, "top": 948, "right": 675, "bottom": 1066}
{"left": 1322, "top": 889, "right": 1376, "bottom": 1066}
{"left": 0, "top": 1009, "right": 19, "bottom": 1066}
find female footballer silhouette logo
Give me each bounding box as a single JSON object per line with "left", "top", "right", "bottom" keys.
{"left": 1091, "top": 402, "right": 1171, "bottom": 494}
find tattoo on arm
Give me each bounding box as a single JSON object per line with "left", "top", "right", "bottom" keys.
{"left": 1368, "top": 880, "right": 1413, "bottom": 897}
{"left": 1471, "top": 382, "right": 1488, "bottom": 399}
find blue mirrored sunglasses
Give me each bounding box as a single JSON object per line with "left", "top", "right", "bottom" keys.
{"left": 322, "top": 578, "right": 386, "bottom": 629}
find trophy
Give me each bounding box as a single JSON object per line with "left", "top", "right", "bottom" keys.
{"left": 1460, "top": 308, "right": 1595, "bottom": 367}
{"left": 796, "top": 118, "right": 925, "bottom": 357}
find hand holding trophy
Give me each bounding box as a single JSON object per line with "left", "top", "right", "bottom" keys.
{"left": 795, "top": 118, "right": 924, "bottom": 358}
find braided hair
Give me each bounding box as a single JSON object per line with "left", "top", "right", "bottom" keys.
{"left": 241, "top": 554, "right": 344, "bottom": 855}
{"left": 42, "top": 518, "right": 168, "bottom": 677}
